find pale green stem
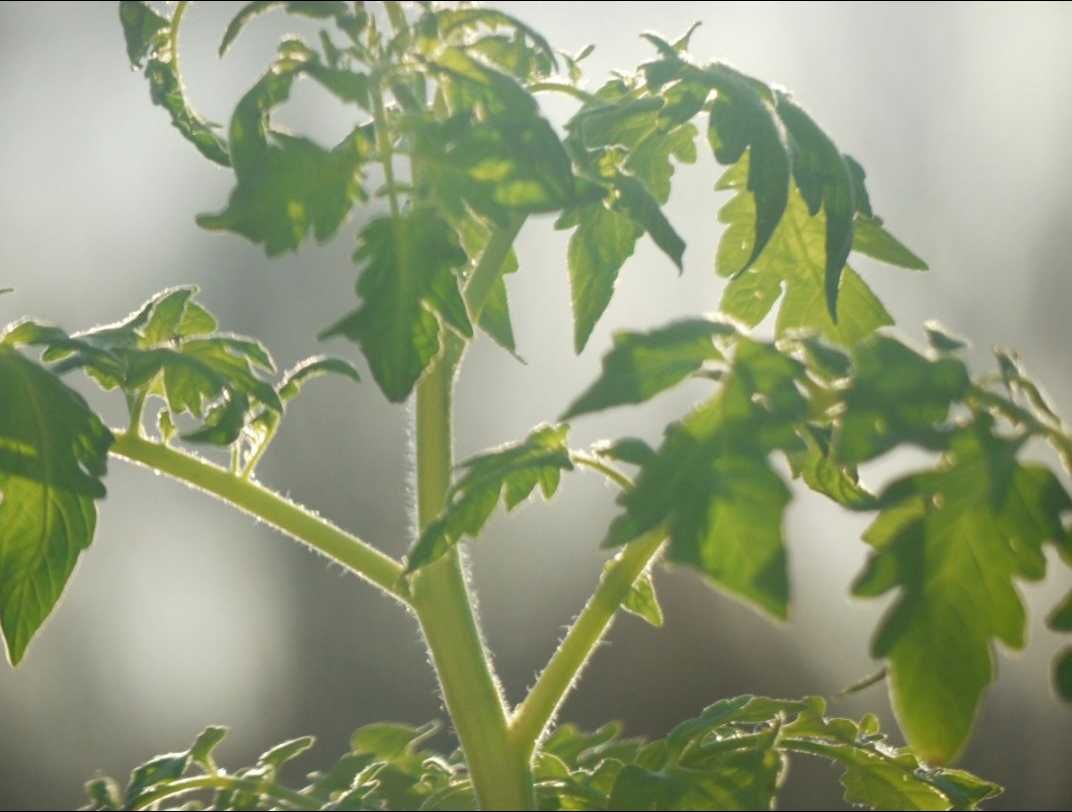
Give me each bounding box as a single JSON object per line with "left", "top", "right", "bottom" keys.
{"left": 571, "top": 451, "right": 634, "bottom": 491}
{"left": 109, "top": 431, "right": 408, "bottom": 604}
{"left": 510, "top": 525, "right": 668, "bottom": 756}
{"left": 370, "top": 80, "right": 400, "bottom": 219}
{"left": 407, "top": 216, "right": 534, "bottom": 810}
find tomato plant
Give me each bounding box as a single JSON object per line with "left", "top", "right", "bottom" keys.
{"left": 1, "top": 2, "right": 1069, "bottom": 809}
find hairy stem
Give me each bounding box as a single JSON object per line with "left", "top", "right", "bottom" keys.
{"left": 511, "top": 526, "right": 667, "bottom": 755}
{"left": 109, "top": 431, "right": 408, "bottom": 604}
{"left": 409, "top": 357, "right": 533, "bottom": 810}
{"left": 406, "top": 215, "right": 533, "bottom": 809}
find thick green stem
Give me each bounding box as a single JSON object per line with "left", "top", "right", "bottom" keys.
{"left": 406, "top": 215, "right": 532, "bottom": 809}
{"left": 510, "top": 526, "right": 667, "bottom": 756}
{"left": 109, "top": 431, "right": 407, "bottom": 604}
{"left": 409, "top": 356, "right": 533, "bottom": 810}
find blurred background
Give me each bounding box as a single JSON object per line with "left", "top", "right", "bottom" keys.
{"left": 1, "top": 1, "right": 1071, "bottom": 808}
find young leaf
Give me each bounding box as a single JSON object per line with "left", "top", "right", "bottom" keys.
{"left": 557, "top": 203, "right": 641, "bottom": 353}
{"left": 0, "top": 348, "right": 113, "bottom": 665}
{"left": 320, "top": 210, "right": 472, "bottom": 402}
{"left": 119, "top": 1, "right": 231, "bottom": 166}
{"left": 717, "top": 156, "right": 895, "bottom": 346}
{"left": 562, "top": 318, "right": 732, "bottom": 419}
{"left": 621, "top": 570, "right": 664, "bottom": 627}
{"left": 6, "top": 287, "right": 284, "bottom": 447}
{"left": 851, "top": 420, "right": 1071, "bottom": 764}
{"left": 276, "top": 356, "right": 360, "bottom": 402}
{"left": 406, "top": 425, "right": 573, "bottom": 572}
{"left": 604, "top": 339, "right": 808, "bottom": 618}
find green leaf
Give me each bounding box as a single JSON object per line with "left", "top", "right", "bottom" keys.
{"left": 119, "top": 1, "right": 231, "bottom": 166}
{"left": 557, "top": 203, "right": 641, "bottom": 353}
{"left": 621, "top": 570, "right": 664, "bottom": 627}
{"left": 189, "top": 726, "right": 228, "bottom": 772}
{"left": 781, "top": 697, "right": 1001, "bottom": 810}
{"left": 218, "top": 1, "right": 350, "bottom": 57}
{"left": 835, "top": 334, "right": 970, "bottom": 464}
{"left": 613, "top": 174, "right": 686, "bottom": 270}
{"left": 0, "top": 349, "right": 113, "bottom": 665}
{"left": 605, "top": 340, "right": 808, "bottom": 618}
{"left": 852, "top": 420, "right": 1071, "bottom": 763}
{"left": 853, "top": 216, "right": 928, "bottom": 270}
{"left": 704, "top": 64, "right": 790, "bottom": 271}
{"left": 626, "top": 123, "right": 699, "bottom": 205}
{"left": 320, "top": 210, "right": 472, "bottom": 402}
{"left": 717, "top": 156, "right": 893, "bottom": 346}
{"left": 407, "top": 425, "right": 573, "bottom": 572}
{"left": 6, "top": 287, "right": 283, "bottom": 447}
{"left": 774, "top": 94, "right": 855, "bottom": 320}
{"left": 455, "top": 212, "right": 521, "bottom": 355}
{"left": 562, "top": 318, "right": 731, "bottom": 419}
{"left": 413, "top": 107, "right": 576, "bottom": 227}
{"left": 124, "top": 751, "right": 190, "bottom": 808}
{"left": 197, "top": 39, "right": 371, "bottom": 254}
{"left": 787, "top": 425, "right": 875, "bottom": 509}
{"left": 258, "top": 735, "right": 315, "bottom": 772}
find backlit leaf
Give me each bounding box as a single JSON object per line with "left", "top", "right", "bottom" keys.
{"left": 0, "top": 349, "right": 112, "bottom": 665}
{"left": 406, "top": 424, "right": 573, "bottom": 572}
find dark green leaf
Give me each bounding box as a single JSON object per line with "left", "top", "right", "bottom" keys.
{"left": 320, "top": 210, "right": 471, "bottom": 402}
{"left": 923, "top": 321, "right": 967, "bottom": 353}
{"left": 836, "top": 335, "right": 970, "bottom": 463}
{"left": 705, "top": 64, "right": 790, "bottom": 271}
{"left": 775, "top": 94, "right": 855, "bottom": 320}
{"left": 119, "top": 1, "right": 231, "bottom": 166}
{"left": 0, "top": 349, "right": 112, "bottom": 665}
{"left": 124, "top": 751, "right": 190, "bottom": 808}
{"left": 563, "top": 318, "right": 730, "bottom": 419}
{"left": 613, "top": 174, "right": 686, "bottom": 270}
{"left": 407, "top": 425, "right": 573, "bottom": 572}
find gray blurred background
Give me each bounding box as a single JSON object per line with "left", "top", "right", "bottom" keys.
{"left": 2, "top": 2, "right": 1071, "bottom": 808}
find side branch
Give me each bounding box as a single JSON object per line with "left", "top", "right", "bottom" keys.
{"left": 110, "top": 431, "right": 408, "bottom": 605}
{"left": 510, "top": 525, "right": 667, "bottom": 755}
